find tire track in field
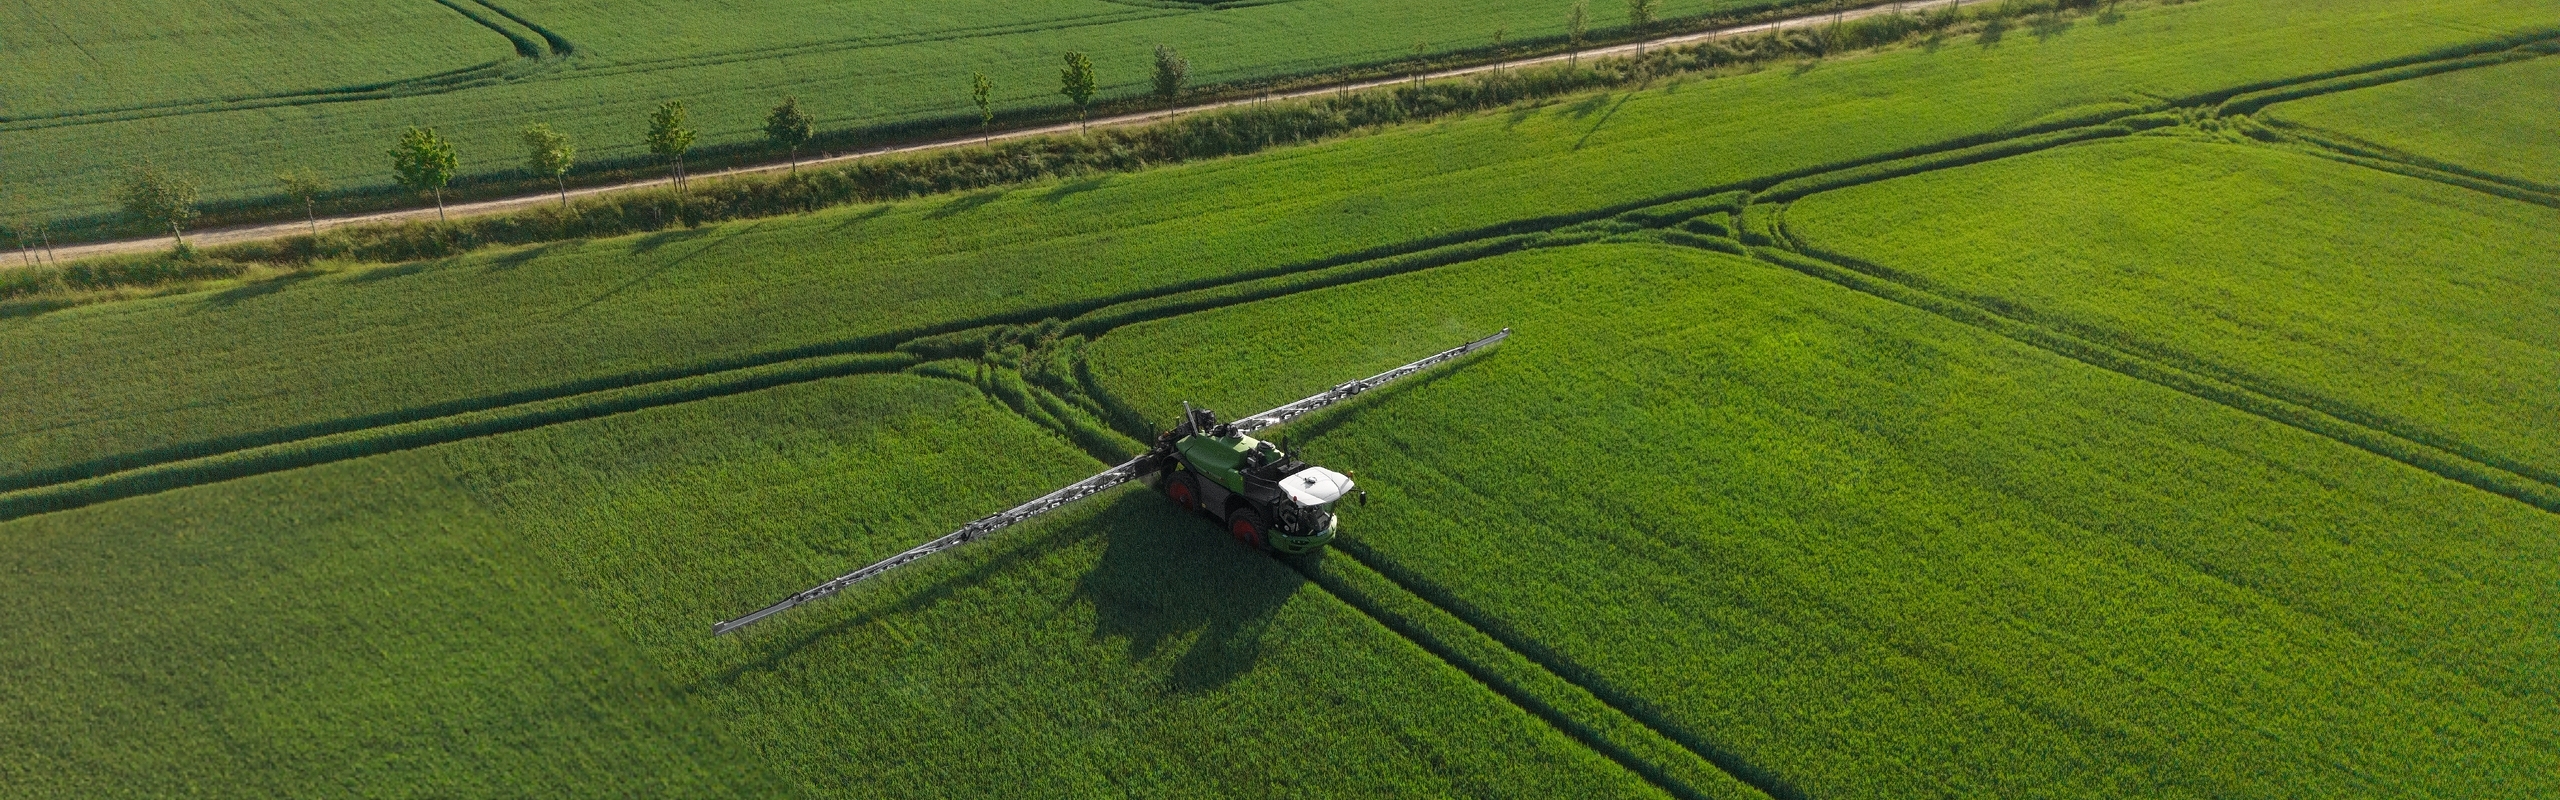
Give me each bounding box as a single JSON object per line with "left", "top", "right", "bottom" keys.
{"left": 2248, "top": 117, "right": 2560, "bottom": 208}
{"left": 1694, "top": 235, "right": 2560, "bottom": 516}
{"left": 8, "top": 26, "right": 2549, "bottom": 519}
{"left": 910, "top": 346, "right": 1789, "bottom": 800}
{"left": 0, "top": 0, "right": 570, "bottom": 133}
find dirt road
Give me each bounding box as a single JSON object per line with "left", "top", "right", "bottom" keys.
{"left": 43, "top": 1, "right": 1933, "bottom": 264}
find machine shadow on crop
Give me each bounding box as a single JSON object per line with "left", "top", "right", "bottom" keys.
{"left": 1073, "top": 491, "right": 1302, "bottom": 694}
{"left": 698, "top": 488, "right": 1299, "bottom": 695}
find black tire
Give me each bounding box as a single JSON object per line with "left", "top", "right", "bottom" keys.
{"left": 1227, "top": 508, "right": 1268, "bottom": 551}
{"left": 1165, "top": 471, "right": 1202, "bottom": 513}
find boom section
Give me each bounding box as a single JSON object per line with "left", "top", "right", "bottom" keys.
{"left": 1232, "top": 328, "right": 1509, "bottom": 434}
{"left": 711, "top": 457, "right": 1145, "bottom": 636}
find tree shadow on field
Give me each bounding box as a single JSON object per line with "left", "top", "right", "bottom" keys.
{"left": 2029, "top": 13, "right": 2075, "bottom": 41}
{"left": 1562, "top": 93, "right": 1613, "bottom": 121}
{"left": 557, "top": 219, "right": 766, "bottom": 319}
{"left": 1073, "top": 492, "right": 1301, "bottom": 694}
{"left": 830, "top": 204, "right": 891, "bottom": 232}
{"left": 1573, "top": 92, "right": 1641, "bottom": 150}
{"left": 481, "top": 241, "right": 572, "bottom": 273}
{"left": 926, "top": 189, "right": 1006, "bottom": 219}
{"left": 626, "top": 224, "right": 717, "bottom": 256}
{"left": 203, "top": 269, "right": 321, "bottom": 307}
{"left": 1041, "top": 175, "right": 1112, "bottom": 204}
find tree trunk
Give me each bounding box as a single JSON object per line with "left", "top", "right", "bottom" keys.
{"left": 556, "top": 176, "right": 569, "bottom": 208}
{"left": 36, "top": 224, "right": 55, "bottom": 264}
{"left": 169, "top": 219, "right": 185, "bottom": 248}
{"left": 789, "top": 148, "right": 798, "bottom": 175}
{"left": 433, "top": 188, "right": 448, "bottom": 224}
{"left": 305, "top": 201, "right": 318, "bottom": 236}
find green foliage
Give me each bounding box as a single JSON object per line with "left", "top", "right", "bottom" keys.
{"left": 112, "top": 162, "right": 199, "bottom": 244}
{"left": 1628, "top": 0, "right": 1660, "bottom": 33}
{"left": 1085, "top": 244, "right": 2560, "bottom": 798}
{"left": 273, "top": 168, "right": 330, "bottom": 234}
{"left": 520, "top": 122, "right": 577, "bottom": 205}
{"left": 970, "top": 71, "right": 996, "bottom": 136}
{"left": 764, "top": 97, "right": 815, "bottom": 170}
{"left": 645, "top": 100, "right": 696, "bottom": 185}
{"left": 389, "top": 126, "right": 460, "bottom": 219}
{"left": 1058, "top": 51, "right": 1099, "bottom": 126}
{"left": 1569, "top": 2, "right": 1591, "bottom": 57}
{"left": 1152, "top": 45, "right": 1190, "bottom": 109}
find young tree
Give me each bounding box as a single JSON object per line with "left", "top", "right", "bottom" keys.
{"left": 1628, "top": 0, "right": 1659, "bottom": 53}
{"left": 521, "top": 123, "right": 576, "bottom": 207}
{"left": 114, "top": 161, "right": 200, "bottom": 247}
{"left": 1058, "top": 51, "right": 1098, "bottom": 131}
{"left": 1151, "top": 45, "right": 1189, "bottom": 114}
{"left": 971, "top": 71, "right": 995, "bottom": 144}
{"left": 1567, "top": 2, "right": 1589, "bottom": 64}
{"left": 274, "top": 168, "right": 329, "bottom": 235}
{"left": 389, "top": 126, "right": 458, "bottom": 223}
{"left": 764, "top": 97, "right": 815, "bottom": 174}
{"left": 1411, "top": 41, "right": 1429, "bottom": 85}
{"left": 646, "top": 100, "right": 696, "bottom": 189}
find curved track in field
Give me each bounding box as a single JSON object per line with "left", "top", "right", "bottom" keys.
{"left": 0, "top": 0, "right": 574, "bottom": 133}
{"left": 9, "top": 30, "right": 2557, "bottom": 524}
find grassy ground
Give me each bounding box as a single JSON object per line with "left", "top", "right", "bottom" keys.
{"left": 2261, "top": 55, "right": 2560, "bottom": 189}
{"left": 1084, "top": 243, "right": 2560, "bottom": 798}
{"left": 4, "top": 0, "right": 2548, "bottom": 490}
{"left": 7, "top": 0, "right": 2559, "bottom": 794}
{"left": 0, "top": 0, "right": 508, "bottom": 119}
{"left": 0, "top": 372, "right": 1661, "bottom": 797}
{"left": 3, "top": 0, "right": 1785, "bottom": 224}
{"left": 1782, "top": 137, "right": 2560, "bottom": 484}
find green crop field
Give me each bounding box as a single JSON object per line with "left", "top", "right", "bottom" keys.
{"left": 1083, "top": 243, "right": 2560, "bottom": 798}
{"left": 4, "top": 0, "right": 1783, "bottom": 227}
{"left": 6, "top": 0, "right": 2559, "bottom": 795}
{"left": 2261, "top": 54, "right": 2560, "bottom": 189}
{"left": 1783, "top": 138, "right": 2560, "bottom": 485}
{"left": 0, "top": 373, "right": 1661, "bottom": 797}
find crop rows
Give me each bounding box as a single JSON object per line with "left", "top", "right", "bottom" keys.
{"left": 1080, "top": 243, "right": 2560, "bottom": 797}
{"left": 6, "top": 0, "right": 2558, "bottom": 795}
{"left": 8, "top": 0, "right": 2540, "bottom": 494}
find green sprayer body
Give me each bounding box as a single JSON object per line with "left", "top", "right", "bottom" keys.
{"left": 1145, "top": 407, "right": 1354, "bottom": 554}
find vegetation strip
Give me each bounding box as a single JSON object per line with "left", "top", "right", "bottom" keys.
{"left": 24, "top": 0, "right": 2083, "bottom": 261}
